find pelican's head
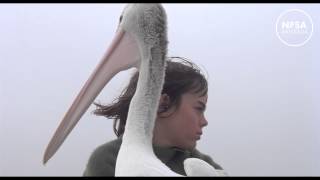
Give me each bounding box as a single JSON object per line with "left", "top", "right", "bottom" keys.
{"left": 43, "top": 4, "right": 167, "bottom": 164}
{"left": 119, "top": 4, "right": 168, "bottom": 64}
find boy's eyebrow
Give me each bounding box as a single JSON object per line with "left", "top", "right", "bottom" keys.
{"left": 197, "top": 101, "right": 206, "bottom": 110}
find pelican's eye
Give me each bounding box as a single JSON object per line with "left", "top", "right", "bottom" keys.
{"left": 119, "top": 15, "right": 123, "bottom": 23}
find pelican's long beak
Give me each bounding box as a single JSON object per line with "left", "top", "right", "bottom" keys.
{"left": 43, "top": 28, "right": 140, "bottom": 164}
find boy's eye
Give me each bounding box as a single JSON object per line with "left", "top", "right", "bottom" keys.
{"left": 196, "top": 107, "right": 205, "bottom": 112}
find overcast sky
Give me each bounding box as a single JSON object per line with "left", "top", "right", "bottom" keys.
{"left": 1, "top": 3, "right": 319, "bottom": 176}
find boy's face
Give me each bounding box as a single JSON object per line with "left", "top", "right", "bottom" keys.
{"left": 156, "top": 92, "right": 208, "bottom": 150}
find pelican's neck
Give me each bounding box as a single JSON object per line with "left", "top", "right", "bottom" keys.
{"left": 123, "top": 47, "right": 166, "bottom": 150}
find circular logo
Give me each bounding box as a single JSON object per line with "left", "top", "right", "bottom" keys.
{"left": 276, "top": 9, "right": 313, "bottom": 47}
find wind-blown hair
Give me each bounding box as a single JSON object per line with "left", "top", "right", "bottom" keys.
{"left": 93, "top": 57, "right": 208, "bottom": 137}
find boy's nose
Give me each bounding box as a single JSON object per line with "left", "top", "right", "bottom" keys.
{"left": 201, "top": 117, "right": 208, "bottom": 127}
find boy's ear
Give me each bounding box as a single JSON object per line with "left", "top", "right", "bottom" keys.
{"left": 158, "top": 93, "right": 171, "bottom": 113}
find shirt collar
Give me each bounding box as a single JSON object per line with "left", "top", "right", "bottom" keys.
{"left": 153, "top": 145, "right": 193, "bottom": 164}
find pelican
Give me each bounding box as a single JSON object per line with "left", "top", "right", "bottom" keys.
{"left": 43, "top": 4, "right": 222, "bottom": 176}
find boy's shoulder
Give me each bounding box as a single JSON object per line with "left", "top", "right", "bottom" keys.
{"left": 83, "top": 138, "right": 122, "bottom": 176}
{"left": 93, "top": 138, "right": 122, "bottom": 156}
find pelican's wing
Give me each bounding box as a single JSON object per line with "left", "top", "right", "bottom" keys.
{"left": 183, "top": 158, "right": 228, "bottom": 176}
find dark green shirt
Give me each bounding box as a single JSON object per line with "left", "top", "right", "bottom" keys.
{"left": 83, "top": 137, "right": 223, "bottom": 176}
